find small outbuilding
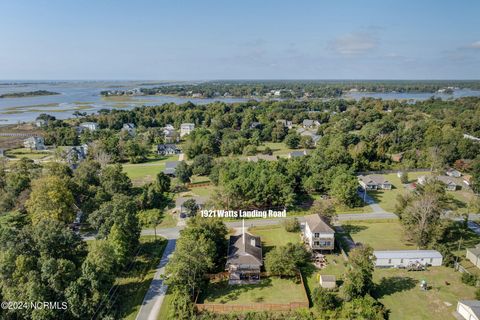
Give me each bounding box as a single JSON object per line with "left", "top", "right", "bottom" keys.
{"left": 374, "top": 250, "right": 443, "bottom": 268}
{"left": 466, "top": 245, "right": 480, "bottom": 269}
{"left": 319, "top": 275, "right": 336, "bottom": 289}
{"left": 457, "top": 300, "right": 480, "bottom": 320}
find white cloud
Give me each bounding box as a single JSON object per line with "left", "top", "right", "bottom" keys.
{"left": 470, "top": 41, "right": 480, "bottom": 49}
{"left": 329, "top": 32, "right": 378, "bottom": 55}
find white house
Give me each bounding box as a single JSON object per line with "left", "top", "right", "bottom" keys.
{"left": 417, "top": 175, "right": 458, "bottom": 191}
{"left": 180, "top": 123, "right": 195, "bottom": 137}
{"left": 457, "top": 300, "right": 480, "bottom": 320}
{"left": 80, "top": 122, "right": 99, "bottom": 131}
{"left": 288, "top": 150, "right": 309, "bottom": 159}
{"left": 446, "top": 168, "right": 462, "bottom": 178}
{"left": 302, "top": 119, "right": 320, "bottom": 128}
{"left": 374, "top": 250, "right": 443, "bottom": 268}
{"left": 23, "top": 136, "right": 45, "bottom": 150}
{"left": 303, "top": 214, "right": 335, "bottom": 251}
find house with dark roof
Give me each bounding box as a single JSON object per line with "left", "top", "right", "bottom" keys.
{"left": 163, "top": 161, "right": 180, "bottom": 176}
{"left": 122, "top": 123, "right": 136, "bottom": 135}
{"left": 157, "top": 144, "right": 181, "bottom": 155}
{"left": 65, "top": 145, "right": 88, "bottom": 168}
{"left": 175, "top": 196, "right": 208, "bottom": 216}
{"left": 225, "top": 232, "right": 263, "bottom": 285}
{"left": 358, "top": 174, "right": 392, "bottom": 190}
{"left": 303, "top": 214, "right": 335, "bottom": 251}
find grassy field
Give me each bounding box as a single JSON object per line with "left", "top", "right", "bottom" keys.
{"left": 367, "top": 171, "right": 432, "bottom": 212}
{"left": 201, "top": 277, "right": 307, "bottom": 305}
{"left": 123, "top": 155, "right": 179, "bottom": 185}
{"left": 112, "top": 235, "right": 167, "bottom": 320}
{"left": 258, "top": 142, "right": 298, "bottom": 157}
{"left": 5, "top": 147, "right": 51, "bottom": 160}
{"left": 340, "top": 220, "right": 415, "bottom": 250}
{"left": 249, "top": 225, "right": 301, "bottom": 252}
{"left": 157, "top": 212, "right": 177, "bottom": 229}
{"left": 373, "top": 267, "right": 476, "bottom": 320}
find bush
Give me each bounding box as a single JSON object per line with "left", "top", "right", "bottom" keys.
{"left": 283, "top": 218, "right": 300, "bottom": 232}
{"left": 461, "top": 273, "right": 478, "bottom": 286}
{"left": 312, "top": 287, "right": 338, "bottom": 312}
{"left": 475, "top": 288, "right": 480, "bottom": 300}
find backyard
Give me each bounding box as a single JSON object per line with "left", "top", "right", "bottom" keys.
{"left": 373, "top": 267, "right": 477, "bottom": 320}
{"left": 200, "top": 277, "right": 307, "bottom": 305}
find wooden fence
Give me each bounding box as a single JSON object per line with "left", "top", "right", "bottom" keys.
{"left": 187, "top": 182, "right": 211, "bottom": 188}
{"left": 196, "top": 272, "right": 310, "bottom": 313}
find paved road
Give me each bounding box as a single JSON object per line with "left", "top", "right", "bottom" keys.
{"left": 135, "top": 239, "right": 176, "bottom": 320}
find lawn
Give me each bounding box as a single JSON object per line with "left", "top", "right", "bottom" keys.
{"left": 157, "top": 288, "right": 174, "bottom": 320}
{"left": 373, "top": 267, "right": 477, "bottom": 320}
{"left": 122, "top": 155, "right": 179, "bottom": 185}
{"left": 258, "top": 142, "right": 298, "bottom": 157}
{"left": 201, "top": 277, "right": 307, "bottom": 305}
{"left": 248, "top": 224, "right": 301, "bottom": 251}
{"left": 111, "top": 235, "right": 167, "bottom": 320}
{"left": 340, "top": 220, "right": 415, "bottom": 250}
{"left": 157, "top": 212, "right": 177, "bottom": 229}
{"left": 5, "top": 147, "right": 51, "bottom": 160}
{"left": 367, "top": 171, "right": 432, "bottom": 212}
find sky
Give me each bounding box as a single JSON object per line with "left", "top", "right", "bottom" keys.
{"left": 0, "top": 0, "right": 479, "bottom": 80}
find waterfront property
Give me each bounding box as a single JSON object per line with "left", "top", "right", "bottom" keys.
{"left": 373, "top": 250, "right": 443, "bottom": 268}
{"left": 358, "top": 174, "right": 392, "bottom": 190}
{"left": 303, "top": 214, "right": 335, "bottom": 251}
{"left": 225, "top": 232, "right": 263, "bottom": 285}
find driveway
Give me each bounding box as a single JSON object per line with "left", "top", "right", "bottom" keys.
{"left": 358, "top": 189, "right": 388, "bottom": 214}
{"left": 135, "top": 239, "right": 176, "bottom": 320}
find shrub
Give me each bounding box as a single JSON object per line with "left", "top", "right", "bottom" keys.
{"left": 283, "top": 218, "right": 300, "bottom": 232}
{"left": 312, "top": 287, "right": 338, "bottom": 312}
{"left": 461, "top": 272, "right": 478, "bottom": 286}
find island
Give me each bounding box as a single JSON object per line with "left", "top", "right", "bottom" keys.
{"left": 0, "top": 90, "right": 60, "bottom": 98}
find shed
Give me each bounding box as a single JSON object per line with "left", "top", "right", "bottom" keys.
{"left": 466, "top": 245, "right": 480, "bottom": 269}
{"left": 457, "top": 300, "right": 480, "bottom": 320}
{"left": 319, "top": 275, "right": 336, "bottom": 289}
{"left": 374, "top": 250, "right": 443, "bottom": 268}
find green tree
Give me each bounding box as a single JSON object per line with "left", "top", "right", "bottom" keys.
{"left": 176, "top": 161, "right": 192, "bottom": 184}
{"left": 138, "top": 209, "right": 164, "bottom": 239}
{"left": 329, "top": 172, "right": 360, "bottom": 208}
{"left": 26, "top": 176, "right": 75, "bottom": 225}
{"left": 343, "top": 245, "right": 375, "bottom": 300}
{"left": 312, "top": 287, "right": 338, "bottom": 312}
{"left": 183, "top": 199, "right": 199, "bottom": 217}
{"left": 99, "top": 164, "right": 132, "bottom": 195}
{"left": 191, "top": 154, "right": 214, "bottom": 176}
{"left": 284, "top": 132, "right": 301, "bottom": 149}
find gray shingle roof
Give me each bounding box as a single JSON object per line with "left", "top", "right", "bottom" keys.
{"left": 305, "top": 214, "right": 334, "bottom": 233}
{"left": 226, "top": 233, "right": 263, "bottom": 266}
{"left": 374, "top": 250, "right": 442, "bottom": 259}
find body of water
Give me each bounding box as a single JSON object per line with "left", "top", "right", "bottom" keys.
{"left": 1, "top": 81, "right": 480, "bottom": 124}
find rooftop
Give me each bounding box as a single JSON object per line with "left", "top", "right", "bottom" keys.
{"left": 374, "top": 250, "right": 442, "bottom": 259}
{"left": 226, "top": 233, "right": 263, "bottom": 267}
{"left": 304, "top": 214, "right": 334, "bottom": 233}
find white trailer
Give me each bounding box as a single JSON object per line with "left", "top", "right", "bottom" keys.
{"left": 374, "top": 250, "right": 443, "bottom": 268}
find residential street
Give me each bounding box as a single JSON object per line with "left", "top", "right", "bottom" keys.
{"left": 135, "top": 239, "right": 176, "bottom": 320}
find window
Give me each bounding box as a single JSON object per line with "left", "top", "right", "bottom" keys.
{"left": 430, "top": 258, "right": 433, "bottom": 263}
{"left": 388, "top": 259, "right": 392, "bottom": 264}
{"left": 314, "top": 241, "right": 320, "bottom": 246}
{"left": 314, "top": 233, "right": 320, "bottom": 238}
{"left": 401, "top": 259, "right": 404, "bottom": 263}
